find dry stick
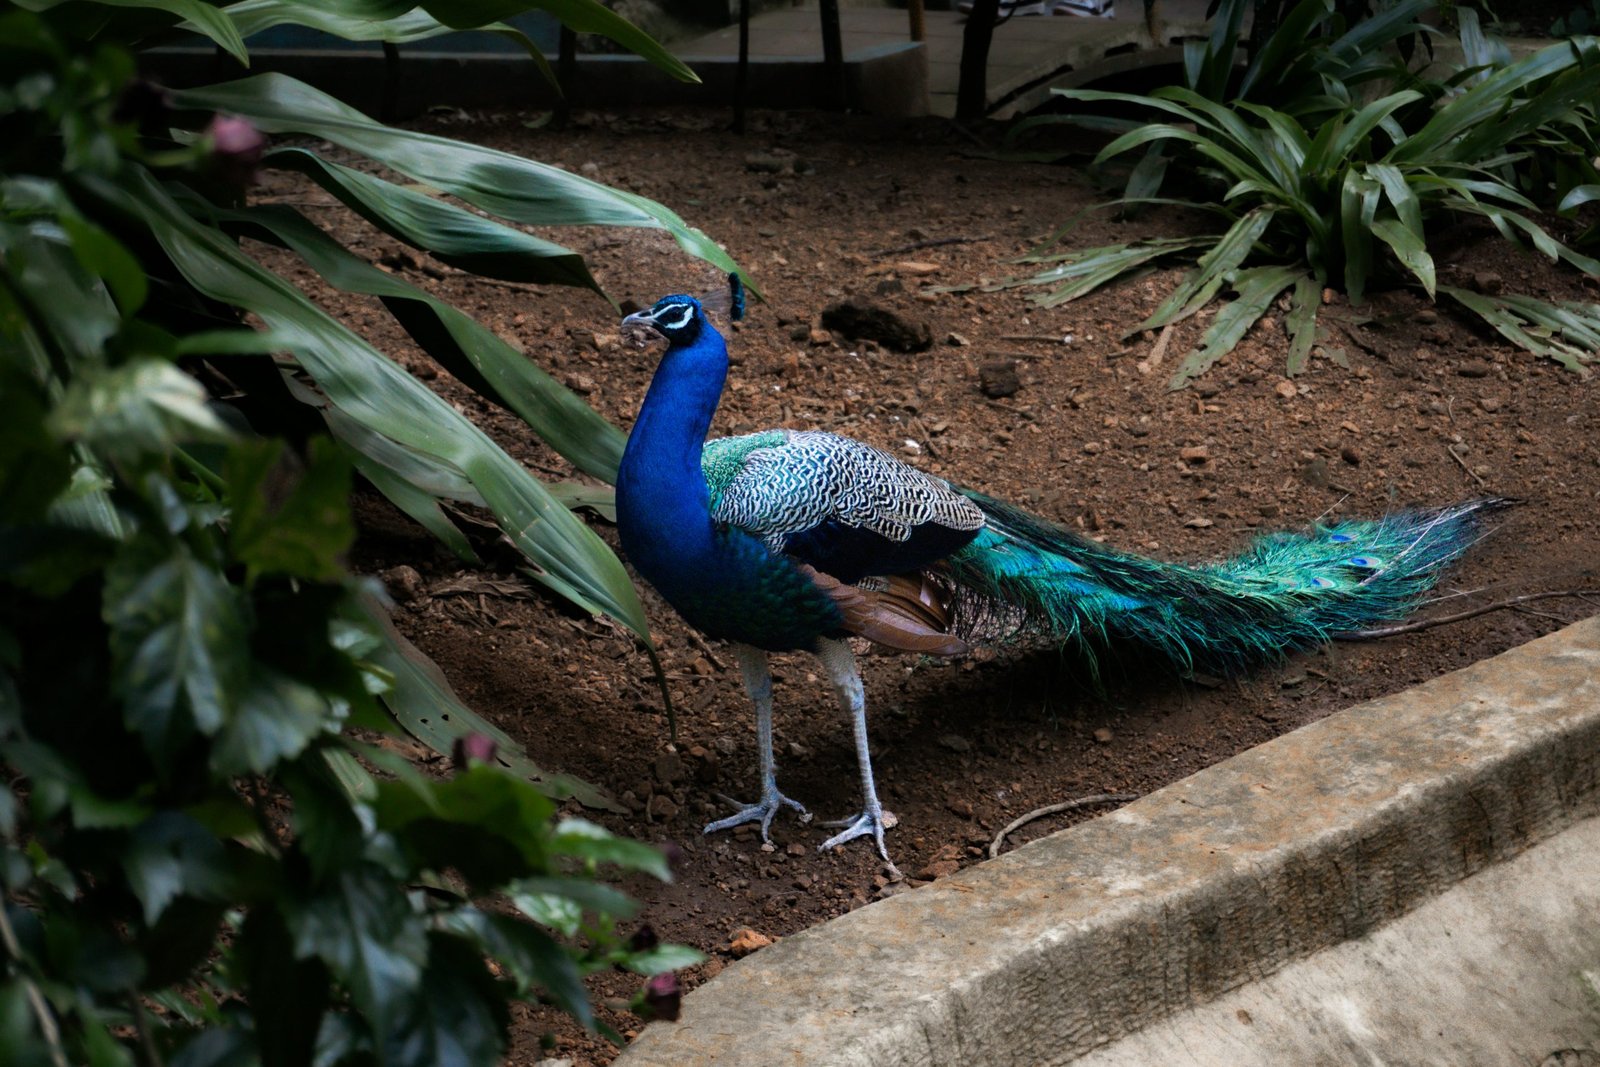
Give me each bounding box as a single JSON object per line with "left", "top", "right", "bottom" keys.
{"left": 872, "top": 235, "right": 994, "bottom": 257}
{"left": 989, "top": 792, "right": 1139, "bottom": 859}
{"left": 1446, "top": 444, "right": 1487, "bottom": 488}
{"left": 1339, "top": 589, "right": 1600, "bottom": 640}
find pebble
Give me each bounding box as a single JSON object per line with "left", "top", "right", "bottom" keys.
{"left": 383, "top": 564, "right": 425, "bottom": 603}
{"left": 1341, "top": 445, "right": 1361, "bottom": 466}
{"left": 729, "top": 928, "right": 773, "bottom": 957}
{"left": 808, "top": 327, "right": 833, "bottom": 346}
{"left": 946, "top": 797, "right": 975, "bottom": 819}
{"left": 647, "top": 794, "right": 679, "bottom": 819}
{"left": 1179, "top": 445, "right": 1209, "bottom": 464}
{"left": 937, "top": 734, "right": 972, "bottom": 753}
{"left": 1274, "top": 380, "right": 1298, "bottom": 399}
{"left": 1479, "top": 396, "right": 1502, "bottom": 413}
{"left": 947, "top": 331, "right": 971, "bottom": 347}
{"left": 979, "top": 360, "right": 1021, "bottom": 398}
{"left": 654, "top": 751, "right": 685, "bottom": 785}
{"left": 1093, "top": 727, "right": 1114, "bottom": 744}
{"left": 1457, "top": 360, "right": 1492, "bottom": 378}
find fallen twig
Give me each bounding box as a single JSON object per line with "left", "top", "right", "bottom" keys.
{"left": 989, "top": 792, "right": 1138, "bottom": 859}
{"left": 1338, "top": 589, "right": 1600, "bottom": 640}
{"left": 872, "top": 234, "right": 993, "bottom": 257}
{"left": 1446, "top": 443, "right": 1487, "bottom": 488}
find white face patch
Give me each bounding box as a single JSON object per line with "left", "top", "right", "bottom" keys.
{"left": 654, "top": 302, "right": 696, "bottom": 331}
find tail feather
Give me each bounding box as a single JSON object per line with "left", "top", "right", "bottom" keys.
{"left": 943, "top": 492, "right": 1508, "bottom": 675}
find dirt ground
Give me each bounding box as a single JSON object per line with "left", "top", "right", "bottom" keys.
{"left": 255, "top": 106, "right": 1599, "bottom": 1063}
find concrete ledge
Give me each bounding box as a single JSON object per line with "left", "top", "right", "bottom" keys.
{"left": 620, "top": 617, "right": 1600, "bottom": 1065}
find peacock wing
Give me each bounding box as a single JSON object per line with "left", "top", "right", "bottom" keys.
{"left": 703, "top": 430, "right": 985, "bottom": 580}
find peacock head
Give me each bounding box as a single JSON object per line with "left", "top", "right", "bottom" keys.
{"left": 622, "top": 295, "right": 706, "bottom": 349}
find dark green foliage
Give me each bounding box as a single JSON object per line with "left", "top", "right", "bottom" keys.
{"left": 1, "top": 2, "right": 711, "bottom": 1062}
{"left": 987, "top": 0, "right": 1600, "bottom": 383}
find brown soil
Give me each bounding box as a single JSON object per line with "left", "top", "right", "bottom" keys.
{"left": 255, "top": 107, "right": 1599, "bottom": 1064}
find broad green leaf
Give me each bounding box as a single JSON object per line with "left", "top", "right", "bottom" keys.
{"left": 1340, "top": 170, "right": 1380, "bottom": 303}
{"left": 626, "top": 943, "right": 704, "bottom": 976}
{"left": 1558, "top": 183, "right": 1600, "bottom": 211}
{"left": 264, "top": 148, "right": 601, "bottom": 291}
{"left": 88, "top": 168, "right": 649, "bottom": 638}
{"left": 51, "top": 358, "right": 234, "bottom": 456}
{"left": 122, "top": 813, "right": 234, "bottom": 924}
{"left": 226, "top": 437, "right": 355, "bottom": 582}
{"left": 441, "top": 910, "right": 590, "bottom": 1028}
{"left": 1135, "top": 208, "right": 1276, "bottom": 334}
{"left": 549, "top": 818, "right": 669, "bottom": 881}
{"left": 1170, "top": 265, "right": 1304, "bottom": 389}
{"left": 103, "top": 545, "right": 249, "bottom": 763}
{"left": 354, "top": 595, "right": 622, "bottom": 811}
{"left": 168, "top": 75, "right": 742, "bottom": 287}
{"left": 414, "top": 0, "right": 697, "bottom": 83}
{"left": 286, "top": 863, "right": 429, "bottom": 1029}
{"left": 385, "top": 934, "right": 507, "bottom": 1067}
{"left": 1441, "top": 284, "right": 1600, "bottom": 371}
{"left": 227, "top": 200, "right": 624, "bottom": 482}
{"left": 507, "top": 875, "right": 636, "bottom": 921}
{"left": 1370, "top": 218, "right": 1435, "bottom": 296}
{"left": 15, "top": 0, "right": 249, "bottom": 63}
{"left": 1284, "top": 273, "right": 1320, "bottom": 377}
{"left": 212, "top": 668, "right": 334, "bottom": 776}
{"left": 344, "top": 447, "right": 480, "bottom": 563}
{"left": 216, "top": 0, "right": 557, "bottom": 88}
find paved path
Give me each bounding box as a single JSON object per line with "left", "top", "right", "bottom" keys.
{"left": 674, "top": 0, "right": 1216, "bottom": 116}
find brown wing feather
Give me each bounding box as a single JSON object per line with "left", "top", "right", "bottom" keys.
{"left": 800, "top": 566, "right": 968, "bottom": 656}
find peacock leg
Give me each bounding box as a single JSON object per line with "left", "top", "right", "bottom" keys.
{"left": 814, "top": 639, "right": 899, "bottom": 869}
{"left": 704, "top": 644, "right": 811, "bottom": 841}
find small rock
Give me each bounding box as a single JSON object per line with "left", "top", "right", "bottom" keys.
{"left": 690, "top": 656, "right": 715, "bottom": 677}
{"left": 383, "top": 564, "right": 425, "bottom": 603}
{"left": 713, "top": 735, "right": 738, "bottom": 757}
{"left": 937, "top": 734, "right": 972, "bottom": 753}
{"left": 647, "top": 794, "right": 679, "bottom": 820}
{"left": 1472, "top": 271, "right": 1504, "bottom": 295}
{"left": 1184, "top": 517, "right": 1214, "bottom": 529}
{"left": 729, "top": 928, "right": 773, "bottom": 957}
{"left": 1274, "top": 380, "right": 1298, "bottom": 399}
{"left": 1457, "top": 359, "right": 1492, "bottom": 378}
{"left": 1179, "top": 445, "right": 1209, "bottom": 464}
{"left": 946, "top": 797, "right": 975, "bottom": 819}
{"left": 1258, "top": 503, "right": 1281, "bottom": 518}
{"left": 808, "top": 327, "right": 834, "bottom": 346}
{"left": 874, "top": 278, "right": 905, "bottom": 296}
{"left": 918, "top": 858, "right": 961, "bottom": 880}
{"left": 744, "top": 153, "right": 789, "bottom": 174}
{"left": 1093, "top": 727, "right": 1114, "bottom": 744}
{"left": 686, "top": 745, "right": 719, "bottom": 783}
{"left": 578, "top": 161, "right": 599, "bottom": 176}
{"left": 1341, "top": 445, "right": 1361, "bottom": 466}
{"left": 979, "top": 360, "right": 1021, "bottom": 398}
{"left": 947, "top": 331, "right": 970, "bottom": 347}
{"left": 1478, "top": 396, "right": 1502, "bottom": 413}
{"left": 533, "top": 1058, "right": 575, "bottom": 1067}
{"left": 654, "top": 751, "right": 685, "bottom": 785}
{"left": 786, "top": 842, "right": 806, "bottom": 857}
{"left": 894, "top": 260, "right": 941, "bottom": 276}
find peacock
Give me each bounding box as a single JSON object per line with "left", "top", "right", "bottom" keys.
{"left": 615, "top": 284, "right": 1502, "bottom": 865}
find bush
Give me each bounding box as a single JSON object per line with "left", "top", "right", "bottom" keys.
{"left": 2, "top": 2, "right": 725, "bottom": 1061}
{"left": 986, "top": 0, "right": 1600, "bottom": 385}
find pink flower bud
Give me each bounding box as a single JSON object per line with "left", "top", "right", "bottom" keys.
{"left": 641, "top": 972, "right": 681, "bottom": 1022}
{"left": 451, "top": 733, "right": 498, "bottom": 770}
{"left": 207, "top": 115, "right": 266, "bottom": 186}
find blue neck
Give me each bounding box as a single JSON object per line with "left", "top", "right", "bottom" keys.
{"left": 616, "top": 326, "right": 728, "bottom": 581}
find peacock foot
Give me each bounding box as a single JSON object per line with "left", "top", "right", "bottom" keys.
{"left": 819, "top": 805, "right": 900, "bottom": 866}
{"left": 704, "top": 785, "right": 811, "bottom": 842}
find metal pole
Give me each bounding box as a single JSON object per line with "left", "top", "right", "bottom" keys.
{"left": 818, "top": 0, "right": 846, "bottom": 108}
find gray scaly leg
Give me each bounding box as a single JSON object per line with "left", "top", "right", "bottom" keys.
{"left": 704, "top": 644, "right": 811, "bottom": 841}
{"left": 814, "top": 639, "right": 899, "bottom": 871}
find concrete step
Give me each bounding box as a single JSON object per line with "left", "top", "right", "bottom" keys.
{"left": 620, "top": 616, "right": 1600, "bottom": 1065}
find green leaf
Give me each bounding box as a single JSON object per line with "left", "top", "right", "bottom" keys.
{"left": 15, "top": 0, "right": 249, "bottom": 62}
{"left": 51, "top": 358, "right": 234, "bottom": 456}
{"left": 1284, "top": 273, "right": 1320, "bottom": 377}
{"left": 441, "top": 910, "right": 590, "bottom": 1028}
{"left": 375, "top": 764, "right": 558, "bottom": 886}
{"left": 1370, "top": 218, "right": 1436, "bottom": 296}
{"left": 168, "top": 75, "right": 741, "bottom": 285}
{"left": 212, "top": 668, "right": 334, "bottom": 776}
{"left": 385, "top": 933, "right": 508, "bottom": 1067}
{"left": 626, "top": 943, "right": 705, "bottom": 976}
{"left": 87, "top": 168, "right": 650, "bottom": 640}
{"left": 286, "top": 863, "right": 429, "bottom": 1030}
{"left": 1136, "top": 208, "right": 1276, "bottom": 334}
{"left": 1169, "top": 265, "right": 1305, "bottom": 389}
{"left": 122, "top": 813, "right": 234, "bottom": 924}
{"left": 355, "top": 595, "right": 622, "bottom": 811}
{"left": 418, "top": 0, "right": 696, "bottom": 83}
{"left": 549, "top": 818, "right": 669, "bottom": 881}
{"left": 264, "top": 149, "right": 602, "bottom": 290}
{"left": 1558, "top": 183, "right": 1600, "bottom": 211}
{"left": 228, "top": 201, "right": 625, "bottom": 483}
{"left": 226, "top": 437, "right": 355, "bottom": 582}
{"left": 507, "top": 875, "right": 636, "bottom": 923}
{"left": 104, "top": 544, "right": 249, "bottom": 763}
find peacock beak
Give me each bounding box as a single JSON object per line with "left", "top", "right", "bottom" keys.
{"left": 621, "top": 308, "right": 664, "bottom": 349}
